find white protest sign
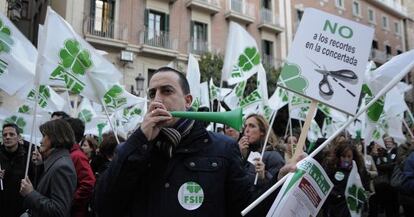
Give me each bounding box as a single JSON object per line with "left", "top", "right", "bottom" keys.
{"left": 277, "top": 8, "right": 374, "bottom": 115}
{"left": 267, "top": 157, "right": 333, "bottom": 217}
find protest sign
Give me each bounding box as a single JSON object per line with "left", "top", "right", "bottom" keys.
{"left": 278, "top": 8, "right": 374, "bottom": 115}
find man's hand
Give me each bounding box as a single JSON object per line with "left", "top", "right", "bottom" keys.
{"left": 277, "top": 153, "right": 307, "bottom": 180}
{"left": 140, "top": 102, "right": 172, "bottom": 141}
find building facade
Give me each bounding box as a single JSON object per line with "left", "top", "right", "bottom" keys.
{"left": 0, "top": 0, "right": 412, "bottom": 104}
{"left": 46, "top": 0, "right": 286, "bottom": 96}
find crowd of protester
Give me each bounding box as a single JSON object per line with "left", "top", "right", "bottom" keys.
{"left": 0, "top": 67, "right": 413, "bottom": 217}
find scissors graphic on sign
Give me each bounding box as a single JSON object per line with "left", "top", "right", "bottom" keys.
{"left": 308, "top": 57, "right": 358, "bottom": 98}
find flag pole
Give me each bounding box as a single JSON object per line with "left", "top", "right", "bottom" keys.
{"left": 293, "top": 100, "right": 317, "bottom": 159}
{"left": 253, "top": 109, "right": 277, "bottom": 185}
{"left": 403, "top": 119, "right": 414, "bottom": 138}
{"left": 0, "top": 163, "right": 3, "bottom": 190}
{"left": 241, "top": 57, "right": 414, "bottom": 216}
{"left": 101, "top": 99, "right": 120, "bottom": 145}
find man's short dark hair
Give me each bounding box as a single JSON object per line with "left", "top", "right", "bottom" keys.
{"left": 65, "top": 117, "right": 85, "bottom": 144}
{"left": 51, "top": 111, "right": 70, "bottom": 119}
{"left": 153, "top": 66, "right": 190, "bottom": 95}
{"left": 2, "top": 123, "right": 20, "bottom": 135}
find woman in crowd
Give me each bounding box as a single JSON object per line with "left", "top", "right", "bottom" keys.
{"left": 323, "top": 140, "right": 367, "bottom": 217}
{"left": 91, "top": 132, "right": 125, "bottom": 179}
{"left": 80, "top": 134, "right": 98, "bottom": 163}
{"left": 19, "top": 119, "right": 77, "bottom": 217}
{"left": 238, "top": 114, "right": 285, "bottom": 186}
{"left": 283, "top": 135, "right": 298, "bottom": 163}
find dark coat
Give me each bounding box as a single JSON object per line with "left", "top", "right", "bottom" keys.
{"left": 94, "top": 121, "right": 272, "bottom": 217}
{"left": 0, "top": 144, "right": 34, "bottom": 217}
{"left": 23, "top": 148, "right": 77, "bottom": 217}
{"left": 401, "top": 152, "right": 414, "bottom": 204}
{"left": 243, "top": 149, "right": 285, "bottom": 186}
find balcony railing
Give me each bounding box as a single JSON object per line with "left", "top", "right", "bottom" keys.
{"left": 260, "top": 8, "right": 278, "bottom": 25}
{"left": 228, "top": 0, "right": 255, "bottom": 18}
{"left": 84, "top": 16, "right": 128, "bottom": 41}
{"left": 139, "top": 28, "right": 177, "bottom": 50}
{"left": 189, "top": 38, "right": 209, "bottom": 55}
{"left": 373, "top": 0, "right": 407, "bottom": 17}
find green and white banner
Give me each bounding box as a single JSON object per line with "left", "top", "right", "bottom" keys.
{"left": 0, "top": 13, "right": 37, "bottom": 95}
{"left": 267, "top": 157, "right": 333, "bottom": 217}
{"left": 222, "top": 22, "right": 261, "bottom": 85}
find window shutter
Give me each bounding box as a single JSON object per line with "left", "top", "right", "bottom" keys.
{"left": 144, "top": 9, "right": 149, "bottom": 28}
{"left": 165, "top": 14, "right": 170, "bottom": 32}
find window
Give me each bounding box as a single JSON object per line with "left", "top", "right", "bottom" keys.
{"left": 261, "top": 40, "right": 274, "bottom": 66}
{"left": 385, "top": 45, "right": 392, "bottom": 56}
{"left": 336, "top": 0, "right": 345, "bottom": 9}
{"left": 372, "top": 40, "right": 378, "bottom": 49}
{"left": 91, "top": 0, "right": 115, "bottom": 36}
{"left": 352, "top": 1, "right": 361, "bottom": 16}
{"left": 368, "top": 8, "right": 375, "bottom": 23}
{"left": 147, "top": 69, "right": 156, "bottom": 86}
{"left": 394, "top": 22, "right": 400, "bottom": 34}
{"left": 144, "top": 9, "right": 170, "bottom": 47}
{"left": 297, "top": 9, "right": 304, "bottom": 21}
{"left": 382, "top": 15, "right": 389, "bottom": 29}
{"left": 262, "top": 0, "right": 271, "bottom": 9}
{"left": 191, "top": 21, "right": 208, "bottom": 54}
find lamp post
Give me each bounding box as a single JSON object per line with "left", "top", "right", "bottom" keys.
{"left": 135, "top": 73, "right": 145, "bottom": 97}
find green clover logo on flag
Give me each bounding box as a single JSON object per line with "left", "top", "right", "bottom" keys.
{"left": 191, "top": 98, "right": 201, "bottom": 111}
{"left": 103, "top": 85, "right": 127, "bottom": 109}
{"left": 238, "top": 47, "right": 260, "bottom": 71}
{"left": 279, "top": 62, "right": 309, "bottom": 94}
{"left": 18, "top": 105, "right": 31, "bottom": 114}
{"left": 50, "top": 39, "right": 93, "bottom": 94}
{"left": 27, "top": 85, "right": 51, "bottom": 108}
{"left": 346, "top": 184, "right": 367, "bottom": 214}
{"left": 0, "top": 18, "right": 13, "bottom": 54}
{"left": 5, "top": 115, "right": 26, "bottom": 134}
{"left": 235, "top": 81, "right": 246, "bottom": 98}
{"left": 78, "top": 109, "right": 93, "bottom": 123}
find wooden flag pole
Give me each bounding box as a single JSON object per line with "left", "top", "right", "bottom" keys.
{"left": 403, "top": 119, "right": 414, "bottom": 138}
{"left": 292, "top": 100, "right": 318, "bottom": 159}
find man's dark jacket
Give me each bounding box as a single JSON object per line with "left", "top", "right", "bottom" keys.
{"left": 94, "top": 121, "right": 272, "bottom": 217}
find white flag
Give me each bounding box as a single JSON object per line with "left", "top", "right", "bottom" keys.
{"left": 345, "top": 161, "right": 367, "bottom": 217}
{"left": 0, "top": 13, "right": 37, "bottom": 95}
{"left": 38, "top": 7, "right": 123, "bottom": 103}
{"left": 186, "top": 54, "right": 201, "bottom": 110}
{"left": 222, "top": 22, "right": 261, "bottom": 85}
{"left": 77, "top": 97, "right": 97, "bottom": 123}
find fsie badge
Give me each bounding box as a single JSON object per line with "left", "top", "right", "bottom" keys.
{"left": 178, "top": 181, "right": 204, "bottom": 210}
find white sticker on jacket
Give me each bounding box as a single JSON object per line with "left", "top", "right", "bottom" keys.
{"left": 178, "top": 181, "right": 204, "bottom": 210}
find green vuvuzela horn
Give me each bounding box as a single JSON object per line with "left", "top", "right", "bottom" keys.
{"left": 170, "top": 108, "right": 243, "bottom": 132}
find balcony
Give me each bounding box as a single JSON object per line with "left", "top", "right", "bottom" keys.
{"left": 262, "top": 54, "right": 283, "bottom": 69}
{"left": 258, "top": 8, "right": 284, "bottom": 33}
{"left": 188, "top": 38, "right": 209, "bottom": 55}
{"left": 186, "top": 0, "right": 220, "bottom": 15}
{"left": 224, "top": 0, "right": 255, "bottom": 25}
{"left": 370, "top": 49, "right": 387, "bottom": 63}
{"left": 83, "top": 16, "right": 128, "bottom": 48}
{"left": 139, "top": 28, "right": 178, "bottom": 58}
{"left": 369, "top": 0, "right": 408, "bottom": 18}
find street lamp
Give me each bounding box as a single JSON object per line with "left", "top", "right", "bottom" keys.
{"left": 135, "top": 73, "right": 145, "bottom": 97}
